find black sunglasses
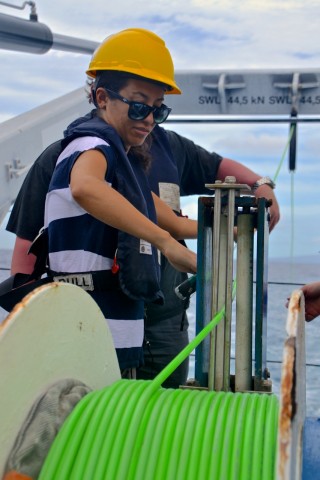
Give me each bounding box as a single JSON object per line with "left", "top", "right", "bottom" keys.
{"left": 104, "top": 88, "right": 172, "bottom": 124}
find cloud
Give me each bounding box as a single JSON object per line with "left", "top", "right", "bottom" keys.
{"left": 2, "top": 1, "right": 320, "bottom": 117}
{"left": 1, "top": 0, "right": 320, "bottom": 260}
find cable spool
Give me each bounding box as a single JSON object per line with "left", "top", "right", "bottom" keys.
{"left": 39, "top": 379, "right": 279, "bottom": 480}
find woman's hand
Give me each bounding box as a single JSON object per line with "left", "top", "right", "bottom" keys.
{"left": 159, "top": 236, "right": 197, "bottom": 274}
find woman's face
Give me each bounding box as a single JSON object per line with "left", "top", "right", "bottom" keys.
{"left": 96, "top": 78, "right": 166, "bottom": 151}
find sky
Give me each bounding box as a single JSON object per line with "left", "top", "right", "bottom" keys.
{"left": 1, "top": 0, "right": 320, "bottom": 261}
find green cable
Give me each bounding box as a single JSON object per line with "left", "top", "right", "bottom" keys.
{"left": 221, "top": 392, "right": 249, "bottom": 479}
{"left": 262, "top": 394, "right": 279, "bottom": 480}
{"left": 290, "top": 171, "right": 295, "bottom": 260}
{"left": 204, "top": 392, "right": 233, "bottom": 479}
{"left": 151, "top": 280, "right": 237, "bottom": 389}
{"left": 128, "top": 387, "right": 174, "bottom": 479}
{"left": 273, "top": 124, "right": 295, "bottom": 183}
{"left": 252, "top": 393, "right": 269, "bottom": 479}
{"left": 186, "top": 391, "right": 222, "bottom": 480}
{"left": 272, "top": 125, "right": 296, "bottom": 269}
{"left": 239, "top": 393, "right": 259, "bottom": 478}
{"left": 58, "top": 388, "right": 109, "bottom": 479}
{"left": 220, "top": 393, "right": 237, "bottom": 478}
{"left": 37, "top": 389, "right": 97, "bottom": 479}
{"left": 39, "top": 380, "right": 279, "bottom": 479}
{"left": 174, "top": 391, "right": 208, "bottom": 480}
{"left": 167, "top": 389, "right": 205, "bottom": 480}
{"left": 96, "top": 379, "right": 148, "bottom": 479}
{"left": 154, "top": 389, "right": 188, "bottom": 480}
{"left": 71, "top": 380, "right": 130, "bottom": 479}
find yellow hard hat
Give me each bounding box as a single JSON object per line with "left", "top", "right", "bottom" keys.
{"left": 86, "top": 28, "right": 181, "bottom": 95}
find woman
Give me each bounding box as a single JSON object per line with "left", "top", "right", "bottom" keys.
{"left": 44, "top": 28, "right": 197, "bottom": 376}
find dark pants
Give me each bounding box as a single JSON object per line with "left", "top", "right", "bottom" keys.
{"left": 137, "top": 310, "right": 189, "bottom": 388}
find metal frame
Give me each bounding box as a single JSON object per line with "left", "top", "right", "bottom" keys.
{"left": 195, "top": 178, "right": 271, "bottom": 392}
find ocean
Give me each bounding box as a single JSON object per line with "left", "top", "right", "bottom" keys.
{"left": 1, "top": 248, "right": 319, "bottom": 418}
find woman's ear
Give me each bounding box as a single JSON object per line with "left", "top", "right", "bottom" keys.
{"left": 95, "top": 87, "right": 108, "bottom": 108}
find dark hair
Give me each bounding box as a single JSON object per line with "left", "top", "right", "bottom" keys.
{"left": 87, "top": 71, "right": 154, "bottom": 170}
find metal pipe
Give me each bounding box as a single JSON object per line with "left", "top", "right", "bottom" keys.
{"left": 166, "top": 117, "right": 320, "bottom": 123}
{"left": 0, "top": 12, "right": 52, "bottom": 54}
{"left": 0, "top": 12, "right": 98, "bottom": 55}
{"left": 211, "top": 213, "right": 228, "bottom": 391}
{"left": 208, "top": 186, "right": 221, "bottom": 391}
{"left": 51, "top": 33, "right": 98, "bottom": 55}
{"left": 208, "top": 208, "right": 228, "bottom": 391}
{"left": 235, "top": 213, "right": 254, "bottom": 391}
{"left": 223, "top": 181, "right": 236, "bottom": 391}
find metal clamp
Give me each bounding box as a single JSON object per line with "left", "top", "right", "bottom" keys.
{"left": 202, "top": 74, "right": 246, "bottom": 114}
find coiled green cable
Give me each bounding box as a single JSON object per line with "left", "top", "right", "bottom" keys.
{"left": 39, "top": 380, "right": 278, "bottom": 480}
{"left": 39, "top": 282, "right": 281, "bottom": 480}
{"left": 39, "top": 298, "right": 232, "bottom": 479}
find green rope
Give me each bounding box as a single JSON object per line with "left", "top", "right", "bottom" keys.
{"left": 289, "top": 170, "right": 295, "bottom": 262}
{"left": 272, "top": 124, "right": 295, "bottom": 183}
{"left": 39, "top": 380, "right": 279, "bottom": 480}
{"left": 151, "top": 280, "right": 237, "bottom": 389}
{"left": 271, "top": 124, "right": 296, "bottom": 276}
